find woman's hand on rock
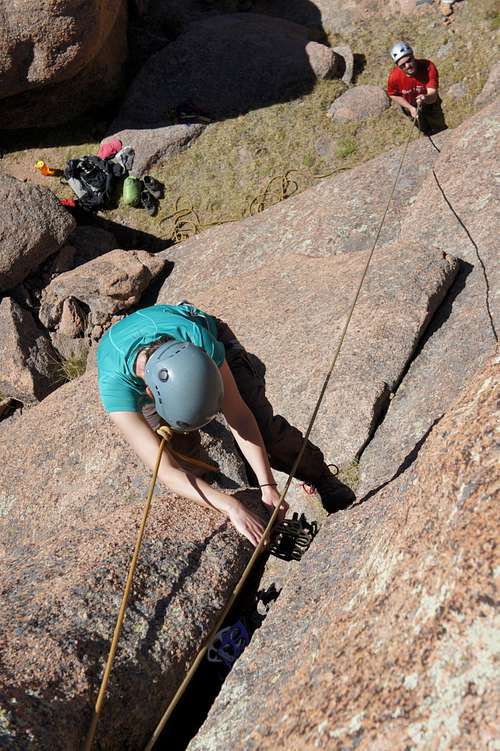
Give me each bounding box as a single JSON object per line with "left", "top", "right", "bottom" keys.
{"left": 261, "top": 485, "right": 288, "bottom": 525}
{"left": 228, "top": 503, "right": 267, "bottom": 547}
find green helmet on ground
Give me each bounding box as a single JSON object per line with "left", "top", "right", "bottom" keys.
{"left": 144, "top": 340, "right": 224, "bottom": 432}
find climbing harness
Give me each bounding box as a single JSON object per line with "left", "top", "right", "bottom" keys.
{"left": 270, "top": 513, "right": 318, "bottom": 562}
{"left": 85, "top": 114, "right": 418, "bottom": 751}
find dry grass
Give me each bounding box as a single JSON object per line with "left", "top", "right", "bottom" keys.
{"left": 1, "top": 0, "right": 497, "bottom": 242}
{"left": 51, "top": 349, "right": 89, "bottom": 385}
{"left": 337, "top": 459, "right": 360, "bottom": 493}
{"left": 140, "top": 0, "right": 499, "bottom": 239}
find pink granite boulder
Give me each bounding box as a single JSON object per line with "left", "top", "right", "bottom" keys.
{"left": 0, "top": 175, "right": 75, "bottom": 292}
{"left": 188, "top": 353, "right": 500, "bottom": 751}
{"left": 327, "top": 85, "right": 390, "bottom": 122}
{"left": 0, "top": 0, "right": 127, "bottom": 127}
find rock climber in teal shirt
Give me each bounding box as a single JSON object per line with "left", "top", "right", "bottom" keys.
{"left": 97, "top": 303, "right": 225, "bottom": 414}
{"left": 97, "top": 303, "right": 354, "bottom": 546}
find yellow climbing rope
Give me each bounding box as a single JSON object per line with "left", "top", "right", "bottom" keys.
{"left": 83, "top": 425, "right": 217, "bottom": 751}
{"left": 142, "top": 116, "right": 418, "bottom": 751}
{"left": 160, "top": 165, "right": 351, "bottom": 244}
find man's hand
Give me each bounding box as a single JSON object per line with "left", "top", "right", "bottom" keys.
{"left": 416, "top": 94, "right": 426, "bottom": 107}
{"left": 228, "top": 504, "right": 267, "bottom": 547}
{"left": 409, "top": 104, "right": 418, "bottom": 118}
{"left": 261, "top": 485, "right": 289, "bottom": 525}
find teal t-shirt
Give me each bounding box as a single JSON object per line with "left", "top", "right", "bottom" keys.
{"left": 97, "top": 303, "right": 225, "bottom": 413}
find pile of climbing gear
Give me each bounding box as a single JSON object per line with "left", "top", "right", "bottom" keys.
{"left": 270, "top": 512, "right": 318, "bottom": 562}
{"left": 63, "top": 154, "right": 124, "bottom": 212}
{"left": 35, "top": 138, "right": 165, "bottom": 216}
{"left": 122, "top": 174, "right": 164, "bottom": 215}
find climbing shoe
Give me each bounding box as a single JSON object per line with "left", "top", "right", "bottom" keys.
{"left": 140, "top": 189, "right": 158, "bottom": 216}
{"left": 142, "top": 175, "right": 164, "bottom": 199}
{"left": 306, "top": 469, "right": 355, "bottom": 513}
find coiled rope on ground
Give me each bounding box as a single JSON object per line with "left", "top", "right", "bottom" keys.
{"left": 160, "top": 165, "right": 351, "bottom": 244}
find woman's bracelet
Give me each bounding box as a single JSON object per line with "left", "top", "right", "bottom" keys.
{"left": 259, "top": 482, "right": 277, "bottom": 488}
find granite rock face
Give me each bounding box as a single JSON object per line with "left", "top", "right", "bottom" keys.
{"left": 188, "top": 354, "right": 500, "bottom": 751}
{"left": 158, "top": 131, "right": 449, "bottom": 294}
{"left": 161, "top": 243, "right": 458, "bottom": 468}
{"left": 327, "top": 84, "right": 390, "bottom": 122}
{"left": 0, "top": 297, "right": 59, "bottom": 403}
{"left": 474, "top": 60, "right": 500, "bottom": 110}
{"left": 358, "top": 98, "right": 499, "bottom": 495}
{"left": 0, "top": 0, "right": 127, "bottom": 128}
{"left": 0, "top": 370, "right": 255, "bottom": 750}
{"left": 0, "top": 175, "right": 75, "bottom": 292}
{"left": 107, "top": 123, "right": 206, "bottom": 178}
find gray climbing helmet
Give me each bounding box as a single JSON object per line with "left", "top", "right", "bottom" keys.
{"left": 144, "top": 340, "right": 224, "bottom": 432}
{"left": 390, "top": 41, "right": 414, "bottom": 64}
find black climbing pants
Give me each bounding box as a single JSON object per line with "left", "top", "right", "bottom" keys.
{"left": 141, "top": 318, "right": 327, "bottom": 484}
{"left": 401, "top": 98, "right": 447, "bottom": 135}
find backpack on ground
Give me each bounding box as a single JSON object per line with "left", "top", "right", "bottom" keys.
{"left": 64, "top": 156, "right": 124, "bottom": 212}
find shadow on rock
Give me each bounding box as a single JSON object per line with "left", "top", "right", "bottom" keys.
{"left": 355, "top": 416, "right": 443, "bottom": 508}
{"left": 138, "top": 525, "right": 228, "bottom": 657}
{"left": 111, "top": 7, "right": 331, "bottom": 134}
{"left": 352, "top": 52, "right": 367, "bottom": 82}
{"left": 0, "top": 106, "right": 113, "bottom": 152}
{"left": 77, "top": 214, "right": 170, "bottom": 253}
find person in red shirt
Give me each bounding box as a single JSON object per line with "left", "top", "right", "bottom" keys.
{"left": 387, "top": 41, "right": 446, "bottom": 135}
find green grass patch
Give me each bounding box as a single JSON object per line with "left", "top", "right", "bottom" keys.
{"left": 488, "top": 13, "right": 500, "bottom": 30}
{"left": 335, "top": 136, "right": 357, "bottom": 159}
{"left": 338, "top": 459, "right": 360, "bottom": 493}
{"left": 147, "top": 0, "right": 499, "bottom": 239}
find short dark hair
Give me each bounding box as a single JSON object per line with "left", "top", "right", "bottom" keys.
{"left": 141, "top": 335, "right": 174, "bottom": 365}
